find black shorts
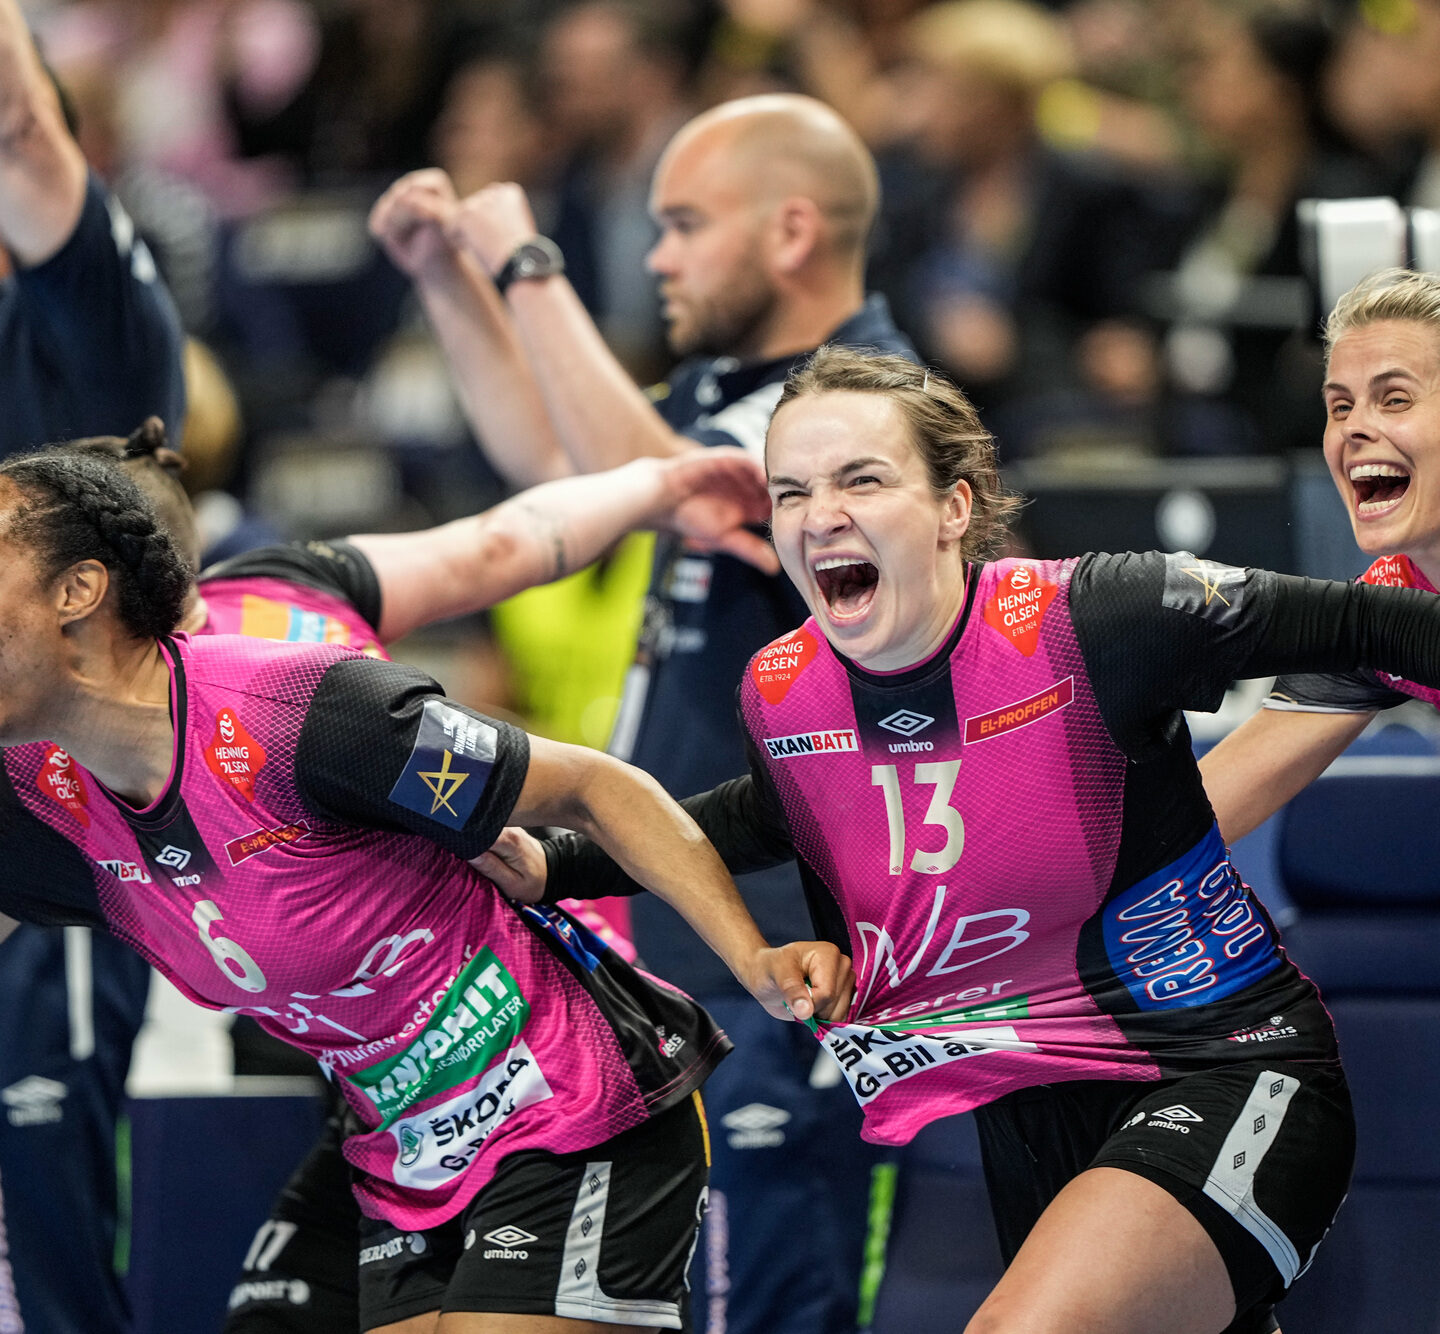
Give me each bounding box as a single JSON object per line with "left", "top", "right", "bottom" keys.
{"left": 973, "top": 1061, "right": 1354, "bottom": 1334}
{"left": 357, "top": 1093, "right": 710, "bottom": 1331}
{"left": 225, "top": 1105, "right": 362, "bottom": 1334}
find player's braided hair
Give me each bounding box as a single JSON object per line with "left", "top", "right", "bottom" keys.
{"left": 62, "top": 418, "right": 200, "bottom": 574}
{"left": 0, "top": 445, "right": 190, "bottom": 639}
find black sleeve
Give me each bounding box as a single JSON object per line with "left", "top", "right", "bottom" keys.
{"left": 293, "top": 657, "right": 530, "bottom": 859}
{"left": 542, "top": 740, "right": 795, "bottom": 904}
{"left": 1266, "top": 668, "right": 1410, "bottom": 713}
{"left": 1071, "top": 551, "right": 1440, "bottom": 754}
{"left": 200, "top": 539, "right": 383, "bottom": 632}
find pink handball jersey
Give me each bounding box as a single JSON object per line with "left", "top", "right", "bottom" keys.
{"left": 197, "top": 542, "right": 638, "bottom": 959}
{"left": 541, "top": 551, "right": 1440, "bottom": 1144}
{"left": 0, "top": 631, "right": 726, "bottom": 1228}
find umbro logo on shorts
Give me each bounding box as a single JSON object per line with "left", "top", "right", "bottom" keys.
{"left": 484, "top": 1226, "right": 538, "bottom": 1247}
{"left": 1154, "top": 1104, "right": 1204, "bottom": 1123}
{"left": 482, "top": 1225, "right": 537, "bottom": 1260}
{"left": 1132, "top": 1104, "right": 1205, "bottom": 1135}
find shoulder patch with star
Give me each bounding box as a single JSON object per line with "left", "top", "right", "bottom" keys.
{"left": 1160, "top": 552, "right": 1246, "bottom": 626}
{"left": 387, "top": 699, "right": 498, "bottom": 830}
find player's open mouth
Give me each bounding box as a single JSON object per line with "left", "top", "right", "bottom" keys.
{"left": 1350, "top": 462, "right": 1410, "bottom": 515}
{"left": 814, "top": 556, "right": 879, "bottom": 619}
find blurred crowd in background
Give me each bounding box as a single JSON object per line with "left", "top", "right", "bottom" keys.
{"left": 17, "top": 0, "right": 1440, "bottom": 736}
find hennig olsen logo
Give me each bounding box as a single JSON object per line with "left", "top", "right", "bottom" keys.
{"left": 483, "top": 1225, "right": 537, "bottom": 1260}
{"left": 879, "top": 709, "right": 935, "bottom": 753}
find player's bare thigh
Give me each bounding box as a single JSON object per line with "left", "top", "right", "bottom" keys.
{"left": 963, "top": 1166, "right": 1237, "bottom": 1334}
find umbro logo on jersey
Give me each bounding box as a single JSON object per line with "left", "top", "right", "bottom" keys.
{"left": 722, "top": 1103, "right": 791, "bottom": 1149}
{"left": 482, "top": 1225, "right": 537, "bottom": 1259}
{"left": 763, "top": 729, "right": 857, "bottom": 760}
{"left": 2, "top": 1075, "right": 67, "bottom": 1127}
{"left": 156, "top": 845, "right": 192, "bottom": 871}
{"left": 878, "top": 710, "right": 934, "bottom": 737}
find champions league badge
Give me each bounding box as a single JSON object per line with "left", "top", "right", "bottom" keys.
{"left": 389, "top": 699, "right": 497, "bottom": 830}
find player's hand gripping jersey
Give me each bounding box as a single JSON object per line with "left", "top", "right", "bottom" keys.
{"left": 0, "top": 632, "right": 726, "bottom": 1227}
{"left": 1267, "top": 553, "right": 1440, "bottom": 713}
{"left": 547, "top": 551, "right": 1440, "bottom": 1143}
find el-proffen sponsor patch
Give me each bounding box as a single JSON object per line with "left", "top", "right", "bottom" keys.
{"left": 964, "top": 678, "right": 1074, "bottom": 744}
{"left": 389, "top": 699, "right": 498, "bottom": 830}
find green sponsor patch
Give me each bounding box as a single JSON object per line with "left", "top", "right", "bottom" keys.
{"left": 869, "top": 994, "right": 1030, "bottom": 1032}
{"left": 345, "top": 950, "right": 529, "bottom": 1127}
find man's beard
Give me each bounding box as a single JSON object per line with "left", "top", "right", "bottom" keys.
{"left": 664, "top": 271, "right": 778, "bottom": 359}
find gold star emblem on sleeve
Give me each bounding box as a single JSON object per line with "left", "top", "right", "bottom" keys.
{"left": 1178, "top": 559, "right": 1232, "bottom": 608}
{"left": 417, "top": 749, "right": 469, "bottom": 817}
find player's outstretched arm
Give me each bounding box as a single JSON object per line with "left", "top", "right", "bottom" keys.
{"left": 501, "top": 737, "right": 852, "bottom": 1022}
{"left": 446, "top": 182, "right": 695, "bottom": 473}
{"left": 0, "top": 0, "right": 86, "bottom": 263}
{"left": 347, "top": 446, "right": 777, "bottom": 642}
{"left": 368, "top": 169, "right": 570, "bottom": 487}
{"left": 1199, "top": 707, "right": 1372, "bottom": 844}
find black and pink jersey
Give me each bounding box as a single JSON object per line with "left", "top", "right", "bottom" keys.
{"left": 196, "top": 540, "right": 386, "bottom": 656}
{"left": 1267, "top": 553, "right": 1440, "bottom": 714}
{"left": 546, "top": 551, "right": 1440, "bottom": 1144}
{"left": 0, "top": 631, "right": 726, "bottom": 1227}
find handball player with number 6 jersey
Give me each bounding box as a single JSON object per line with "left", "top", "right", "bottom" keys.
{"left": 0, "top": 444, "right": 853, "bottom": 1334}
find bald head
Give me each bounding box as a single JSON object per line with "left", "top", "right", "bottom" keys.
{"left": 661, "top": 95, "right": 878, "bottom": 258}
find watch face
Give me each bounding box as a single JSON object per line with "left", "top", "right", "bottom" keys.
{"left": 496, "top": 236, "right": 563, "bottom": 293}
{"left": 515, "top": 243, "right": 550, "bottom": 278}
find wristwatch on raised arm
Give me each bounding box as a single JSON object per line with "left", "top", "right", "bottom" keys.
{"left": 493, "top": 236, "right": 565, "bottom": 296}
